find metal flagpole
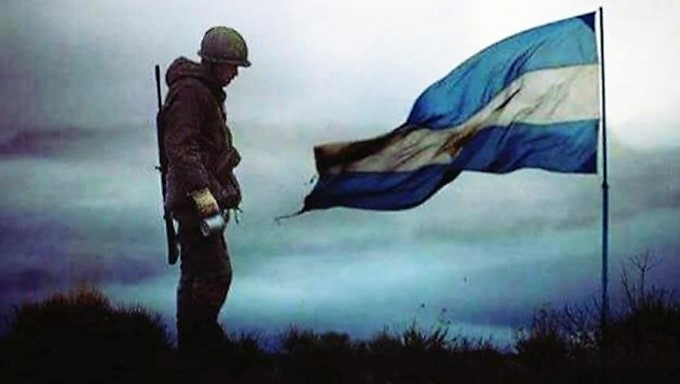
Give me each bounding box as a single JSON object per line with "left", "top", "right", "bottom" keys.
{"left": 598, "top": 5, "right": 610, "bottom": 370}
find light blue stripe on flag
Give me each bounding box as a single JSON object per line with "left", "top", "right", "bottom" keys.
{"left": 408, "top": 13, "right": 597, "bottom": 129}
{"left": 303, "top": 12, "right": 599, "bottom": 212}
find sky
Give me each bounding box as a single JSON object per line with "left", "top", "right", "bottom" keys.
{"left": 1, "top": 0, "right": 679, "bottom": 345}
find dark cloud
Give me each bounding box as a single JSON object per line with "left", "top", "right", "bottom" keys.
{"left": 0, "top": 259, "right": 159, "bottom": 296}
{"left": 0, "top": 203, "right": 167, "bottom": 307}
{"left": 0, "top": 2, "right": 163, "bottom": 130}
{"left": 0, "top": 128, "right": 97, "bottom": 158}
{"left": 609, "top": 145, "right": 680, "bottom": 218}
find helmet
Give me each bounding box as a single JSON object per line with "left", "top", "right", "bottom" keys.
{"left": 198, "top": 26, "right": 251, "bottom": 67}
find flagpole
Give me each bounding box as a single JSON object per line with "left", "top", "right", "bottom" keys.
{"left": 598, "top": 5, "right": 610, "bottom": 370}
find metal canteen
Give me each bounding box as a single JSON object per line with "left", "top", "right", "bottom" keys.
{"left": 200, "top": 211, "right": 228, "bottom": 237}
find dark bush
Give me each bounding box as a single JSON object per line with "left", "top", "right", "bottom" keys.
{"left": 0, "top": 287, "right": 173, "bottom": 384}
{"left": 277, "top": 327, "right": 363, "bottom": 384}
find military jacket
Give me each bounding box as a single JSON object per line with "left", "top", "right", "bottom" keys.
{"left": 161, "top": 57, "right": 241, "bottom": 213}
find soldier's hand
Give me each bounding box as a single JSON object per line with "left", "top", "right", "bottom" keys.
{"left": 189, "top": 188, "right": 220, "bottom": 218}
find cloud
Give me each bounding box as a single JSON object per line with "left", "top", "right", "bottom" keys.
{"left": 5, "top": 0, "right": 679, "bottom": 140}
{"left": 609, "top": 145, "right": 680, "bottom": 218}
{"left": 0, "top": 123, "right": 678, "bottom": 343}
{"left": 1, "top": 123, "right": 678, "bottom": 260}
{"left": 2, "top": 0, "right": 680, "bottom": 340}
{"left": 0, "top": 208, "right": 165, "bottom": 291}
{"left": 0, "top": 128, "right": 97, "bottom": 157}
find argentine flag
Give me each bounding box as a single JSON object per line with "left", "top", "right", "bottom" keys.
{"left": 303, "top": 12, "right": 599, "bottom": 211}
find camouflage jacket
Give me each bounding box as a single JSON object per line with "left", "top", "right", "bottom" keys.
{"left": 161, "top": 57, "right": 241, "bottom": 214}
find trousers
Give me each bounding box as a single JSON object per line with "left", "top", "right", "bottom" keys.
{"left": 175, "top": 214, "right": 233, "bottom": 356}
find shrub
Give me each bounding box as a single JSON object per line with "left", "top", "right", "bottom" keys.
{"left": 277, "top": 327, "right": 361, "bottom": 384}
{"left": 514, "top": 307, "right": 568, "bottom": 368}
{"left": 0, "top": 287, "right": 173, "bottom": 384}
{"left": 511, "top": 252, "right": 680, "bottom": 384}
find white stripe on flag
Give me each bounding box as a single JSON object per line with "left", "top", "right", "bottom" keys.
{"left": 323, "top": 64, "right": 599, "bottom": 174}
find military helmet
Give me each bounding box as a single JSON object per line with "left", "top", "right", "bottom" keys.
{"left": 198, "top": 26, "right": 251, "bottom": 67}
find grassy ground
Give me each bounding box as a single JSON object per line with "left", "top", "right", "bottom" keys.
{"left": 1, "top": 267, "right": 678, "bottom": 383}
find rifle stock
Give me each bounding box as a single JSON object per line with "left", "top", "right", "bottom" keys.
{"left": 155, "top": 64, "right": 180, "bottom": 265}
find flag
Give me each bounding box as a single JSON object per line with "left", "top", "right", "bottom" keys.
{"left": 303, "top": 12, "right": 599, "bottom": 212}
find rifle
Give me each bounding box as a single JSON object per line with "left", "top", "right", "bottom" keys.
{"left": 154, "top": 64, "right": 180, "bottom": 265}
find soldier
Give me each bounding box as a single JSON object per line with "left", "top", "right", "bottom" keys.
{"left": 160, "top": 26, "right": 250, "bottom": 358}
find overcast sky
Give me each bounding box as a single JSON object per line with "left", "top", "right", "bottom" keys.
{"left": 1, "top": 0, "right": 679, "bottom": 343}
